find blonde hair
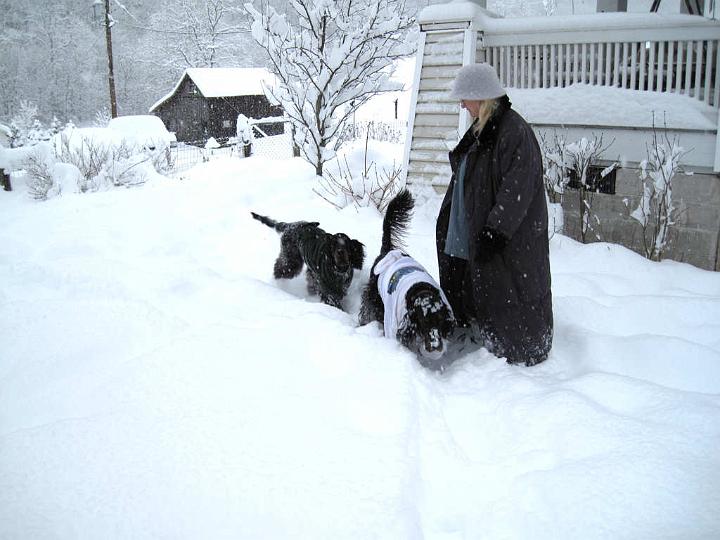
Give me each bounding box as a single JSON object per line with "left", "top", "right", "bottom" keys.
{"left": 472, "top": 98, "right": 499, "bottom": 136}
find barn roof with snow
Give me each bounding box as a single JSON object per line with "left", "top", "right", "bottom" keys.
{"left": 149, "top": 68, "right": 277, "bottom": 112}
{"left": 148, "top": 67, "right": 282, "bottom": 143}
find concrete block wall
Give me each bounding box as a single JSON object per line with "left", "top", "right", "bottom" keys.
{"left": 559, "top": 167, "right": 720, "bottom": 270}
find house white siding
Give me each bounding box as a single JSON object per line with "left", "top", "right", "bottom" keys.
{"left": 404, "top": 30, "right": 465, "bottom": 187}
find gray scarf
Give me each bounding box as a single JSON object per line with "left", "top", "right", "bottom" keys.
{"left": 444, "top": 152, "right": 470, "bottom": 260}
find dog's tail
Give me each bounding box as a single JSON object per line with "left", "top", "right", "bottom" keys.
{"left": 381, "top": 188, "right": 414, "bottom": 253}
{"left": 250, "top": 211, "right": 289, "bottom": 233}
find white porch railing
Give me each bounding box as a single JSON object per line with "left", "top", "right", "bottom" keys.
{"left": 476, "top": 13, "right": 720, "bottom": 107}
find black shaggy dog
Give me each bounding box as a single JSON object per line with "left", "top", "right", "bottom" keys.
{"left": 251, "top": 212, "right": 365, "bottom": 310}
{"left": 359, "top": 189, "right": 456, "bottom": 370}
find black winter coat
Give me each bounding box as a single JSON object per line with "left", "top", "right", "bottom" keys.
{"left": 436, "top": 96, "right": 553, "bottom": 365}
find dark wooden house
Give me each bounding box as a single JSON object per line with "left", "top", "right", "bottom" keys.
{"left": 149, "top": 68, "right": 283, "bottom": 143}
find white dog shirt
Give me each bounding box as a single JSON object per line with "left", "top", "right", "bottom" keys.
{"left": 374, "top": 249, "right": 451, "bottom": 338}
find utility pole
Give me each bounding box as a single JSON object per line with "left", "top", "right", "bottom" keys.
{"left": 94, "top": 0, "right": 118, "bottom": 118}
{"left": 103, "top": 0, "right": 118, "bottom": 117}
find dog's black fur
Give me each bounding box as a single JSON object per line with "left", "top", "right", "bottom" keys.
{"left": 251, "top": 212, "right": 365, "bottom": 310}
{"left": 359, "top": 189, "right": 456, "bottom": 369}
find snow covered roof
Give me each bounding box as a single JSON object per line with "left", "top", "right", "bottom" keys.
{"left": 149, "top": 68, "right": 277, "bottom": 112}
{"left": 508, "top": 84, "right": 718, "bottom": 131}
{"left": 419, "top": 1, "right": 718, "bottom": 29}
{"left": 418, "top": 1, "right": 497, "bottom": 26}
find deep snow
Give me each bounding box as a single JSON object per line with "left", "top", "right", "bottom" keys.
{"left": 1, "top": 146, "right": 720, "bottom": 539}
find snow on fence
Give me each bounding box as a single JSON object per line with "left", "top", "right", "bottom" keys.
{"left": 168, "top": 118, "right": 294, "bottom": 177}
{"left": 250, "top": 117, "right": 294, "bottom": 159}
{"left": 405, "top": 4, "right": 720, "bottom": 187}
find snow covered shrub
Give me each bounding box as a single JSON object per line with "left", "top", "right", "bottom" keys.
{"left": 56, "top": 131, "right": 157, "bottom": 191}
{"left": 630, "top": 125, "right": 685, "bottom": 262}
{"left": 23, "top": 144, "right": 81, "bottom": 201}
{"left": 245, "top": 0, "right": 415, "bottom": 177}
{"left": 315, "top": 135, "right": 404, "bottom": 211}
{"left": 48, "top": 117, "right": 63, "bottom": 136}
{"left": 8, "top": 101, "right": 54, "bottom": 148}
{"left": 565, "top": 134, "right": 616, "bottom": 243}
{"left": 55, "top": 131, "right": 112, "bottom": 192}
{"left": 98, "top": 151, "right": 153, "bottom": 188}
{"left": 540, "top": 131, "right": 572, "bottom": 235}
{"left": 9, "top": 101, "right": 39, "bottom": 148}
{"left": 94, "top": 108, "right": 112, "bottom": 128}
{"left": 539, "top": 130, "right": 571, "bottom": 204}
{"left": 24, "top": 150, "right": 56, "bottom": 200}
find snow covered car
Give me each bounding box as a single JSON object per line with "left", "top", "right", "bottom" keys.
{"left": 107, "top": 115, "right": 177, "bottom": 151}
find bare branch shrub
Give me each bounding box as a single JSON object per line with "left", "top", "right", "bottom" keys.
{"left": 101, "top": 150, "right": 152, "bottom": 188}
{"left": 56, "top": 132, "right": 111, "bottom": 192}
{"left": 630, "top": 120, "right": 685, "bottom": 262}
{"left": 539, "top": 130, "right": 571, "bottom": 204}
{"left": 55, "top": 133, "right": 157, "bottom": 191}
{"left": 314, "top": 134, "right": 403, "bottom": 212}
{"left": 565, "top": 133, "right": 615, "bottom": 243}
{"left": 24, "top": 152, "right": 56, "bottom": 200}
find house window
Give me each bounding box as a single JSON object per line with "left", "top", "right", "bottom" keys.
{"left": 567, "top": 165, "right": 617, "bottom": 195}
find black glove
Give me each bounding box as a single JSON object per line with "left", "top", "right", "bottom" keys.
{"left": 476, "top": 226, "right": 507, "bottom": 263}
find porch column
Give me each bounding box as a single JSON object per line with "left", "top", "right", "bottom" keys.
{"left": 403, "top": 1, "right": 490, "bottom": 187}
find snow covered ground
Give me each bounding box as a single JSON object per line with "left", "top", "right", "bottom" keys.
{"left": 1, "top": 145, "right": 719, "bottom": 539}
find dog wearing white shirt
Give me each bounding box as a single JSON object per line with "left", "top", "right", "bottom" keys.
{"left": 359, "top": 189, "right": 456, "bottom": 370}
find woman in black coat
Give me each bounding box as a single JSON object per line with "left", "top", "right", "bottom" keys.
{"left": 436, "top": 63, "right": 553, "bottom": 366}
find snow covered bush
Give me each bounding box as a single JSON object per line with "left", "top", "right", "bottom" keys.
{"left": 94, "top": 108, "right": 112, "bottom": 128}
{"left": 22, "top": 143, "right": 82, "bottom": 200}
{"left": 55, "top": 131, "right": 112, "bottom": 192}
{"left": 5, "top": 103, "right": 69, "bottom": 149}
{"left": 98, "top": 152, "right": 154, "bottom": 189}
{"left": 565, "top": 134, "right": 616, "bottom": 243}
{"left": 539, "top": 131, "right": 616, "bottom": 238}
{"left": 245, "top": 0, "right": 415, "bottom": 177}
{"left": 539, "top": 130, "right": 571, "bottom": 204}
{"left": 8, "top": 101, "right": 54, "bottom": 148}
{"left": 630, "top": 125, "right": 685, "bottom": 262}
{"left": 24, "top": 149, "right": 56, "bottom": 200}
{"left": 315, "top": 136, "right": 404, "bottom": 211}
{"left": 51, "top": 130, "right": 161, "bottom": 194}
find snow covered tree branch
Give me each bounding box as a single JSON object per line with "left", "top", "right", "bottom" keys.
{"left": 245, "top": 0, "right": 415, "bottom": 176}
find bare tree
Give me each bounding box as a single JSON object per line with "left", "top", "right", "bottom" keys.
{"left": 245, "top": 0, "right": 415, "bottom": 177}
{"left": 141, "top": 0, "right": 255, "bottom": 69}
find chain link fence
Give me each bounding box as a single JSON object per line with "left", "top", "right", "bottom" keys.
{"left": 167, "top": 118, "right": 406, "bottom": 177}
{"left": 168, "top": 118, "right": 295, "bottom": 177}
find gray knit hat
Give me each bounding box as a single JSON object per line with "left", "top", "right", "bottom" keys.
{"left": 450, "top": 63, "right": 505, "bottom": 100}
